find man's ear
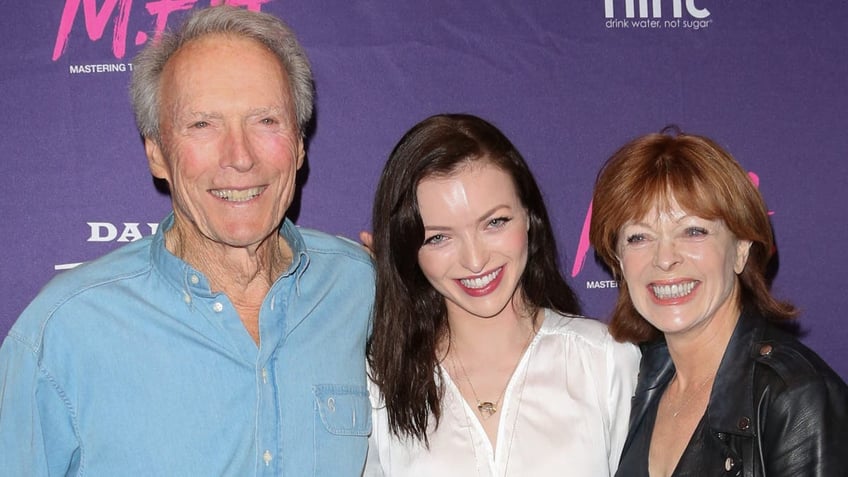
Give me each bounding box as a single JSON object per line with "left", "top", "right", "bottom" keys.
{"left": 296, "top": 137, "right": 305, "bottom": 170}
{"left": 145, "top": 137, "right": 169, "bottom": 181}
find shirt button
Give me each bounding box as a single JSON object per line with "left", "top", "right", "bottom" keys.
{"left": 190, "top": 274, "right": 200, "bottom": 285}
{"left": 725, "top": 457, "right": 736, "bottom": 471}
{"left": 327, "top": 397, "right": 336, "bottom": 412}
{"left": 759, "top": 344, "right": 773, "bottom": 356}
{"left": 263, "top": 449, "right": 272, "bottom": 466}
{"left": 737, "top": 416, "right": 751, "bottom": 430}
{"left": 183, "top": 293, "right": 192, "bottom": 304}
{"left": 212, "top": 302, "right": 224, "bottom": 312}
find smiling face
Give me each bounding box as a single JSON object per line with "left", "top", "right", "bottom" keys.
{"left": 145, "top": 34, "right": 304, "bottom": 253}
{"left": 416, "top": 161, "right": 530, "bottom": 321}
{"left": 616, "top": 199, "right": 752, "bottom": 338}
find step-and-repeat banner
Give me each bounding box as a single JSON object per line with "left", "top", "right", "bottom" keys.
{"left": 2, "top": 1, "right": 846, "bottom": 379}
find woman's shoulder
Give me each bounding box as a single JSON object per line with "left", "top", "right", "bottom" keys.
{"left": 540, "top": 309, "right": 634, "bottom": 352}
{"left": 538, "top": 309, "right": 641, "bottom": 386}
{"left": 755, "top": 322, "right": 847, "bottom": 393}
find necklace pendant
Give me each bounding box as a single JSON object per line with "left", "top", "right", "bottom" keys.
{"left": 477, "top": 401, "right": 497, "bottom": 418}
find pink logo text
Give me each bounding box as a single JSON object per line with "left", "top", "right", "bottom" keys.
{"left": 53, "top": 0, "right": 271, "bottom": 61}
{"left": 571, "top": 171, "right": 774, "bottom": 277}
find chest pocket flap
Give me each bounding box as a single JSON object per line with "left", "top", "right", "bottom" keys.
{"left": 313, "top": 384, "right": 371, "bottom": 436}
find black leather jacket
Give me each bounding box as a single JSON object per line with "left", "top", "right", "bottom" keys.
{"left": 616, "top": 309, "right": 848, "bottom": 476}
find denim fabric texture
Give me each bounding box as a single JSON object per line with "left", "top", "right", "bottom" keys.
{"left": 0, "top": 213, "right": 374, "bottom": 476}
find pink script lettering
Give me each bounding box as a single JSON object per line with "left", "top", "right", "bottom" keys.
{"left": 570, "top": 171, "right": 773, "bottom": 277}
{"left": 53, "top": 0, "right": 271, "bottom": 61}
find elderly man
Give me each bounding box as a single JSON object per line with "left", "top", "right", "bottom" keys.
{"left": 0, "top": 6, "right": 373, "bottom": 475}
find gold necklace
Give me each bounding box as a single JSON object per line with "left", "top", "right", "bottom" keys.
{"left": 451, "top": 327, "right": 535, "bottom": 420}
{"left": 666, "top": 371, "right": 716, "bottom": 418}
{"left": 458, "top": 336, "right": 536, "bottom": 477}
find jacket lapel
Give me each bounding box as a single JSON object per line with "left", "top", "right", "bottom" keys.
{"left": 621, "top": 339, "right": 675, "bottom": 455}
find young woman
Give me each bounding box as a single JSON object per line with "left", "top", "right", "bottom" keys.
{"left": 365, "top": 113, "right": 639, "bottom": 476}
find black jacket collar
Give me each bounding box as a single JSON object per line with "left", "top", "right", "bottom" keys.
{"left": 624, "top": 308, "right": 766, "bottom": 454}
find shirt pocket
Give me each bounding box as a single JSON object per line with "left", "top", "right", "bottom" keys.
{"left": 312, "top": 384, "right": 371, "bottom": 475}
{"left": 313, "top": 384, "right": 371, "bottom": 437}
{"left": 313, "top": 384, "right": 372, "bottom": 436}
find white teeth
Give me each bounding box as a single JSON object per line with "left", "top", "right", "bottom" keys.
{"left": 460, "top": 268, "right": 501, "bottom": 289}
{"left": 211, "top": 187, "right": 264, "bottom": 202}
{"left": 652, "top": 281, "right": 696, "bottom": 299}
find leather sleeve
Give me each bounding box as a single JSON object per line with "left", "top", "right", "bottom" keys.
{"left": 757, "top": 363, "right": 848, "bottom": 476}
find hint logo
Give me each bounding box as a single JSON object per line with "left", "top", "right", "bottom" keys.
{"left": 604, "top": 0, "right": 712, "bottom": 30}
{"left": 605, "top": 0, "right": 710, "bottom": 18}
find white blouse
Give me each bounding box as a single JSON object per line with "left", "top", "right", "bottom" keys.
{"left": 365, "top": 310, "right": 640, "bottom": 477}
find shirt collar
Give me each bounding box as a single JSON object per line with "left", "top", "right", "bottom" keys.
{"left": 150, "top": 213, "right": 310, "bottom": 299}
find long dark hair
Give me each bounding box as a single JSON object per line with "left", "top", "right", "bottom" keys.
{"left": 367, "top": 113, "right": 580, "bottom": 444}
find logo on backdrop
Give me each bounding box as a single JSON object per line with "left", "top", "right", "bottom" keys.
{"left": 571, "top": 172, "right": 772, "bottom": 290}
{"left": 54, "top": 221, "right": 159, "bottom": 270}
{"left": 604, "top": 0, "right": 712, "bottom": 30}
{"left": 54, "top": 0, "right": 271, "bottom": 74}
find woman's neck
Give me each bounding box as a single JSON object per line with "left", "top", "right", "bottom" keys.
{"left": 443, "top": 306, "right": 539, "bottom": 360}
{"left": 665, "top": 306, "right": 739, "bottom": 386}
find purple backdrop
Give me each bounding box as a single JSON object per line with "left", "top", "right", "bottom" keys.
{"left": 2, "top": 1, "right": 846, "bottom": 379}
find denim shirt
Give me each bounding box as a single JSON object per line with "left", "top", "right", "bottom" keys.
{"left": 0, "top": 214, "right": 374, "bottom": 476}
